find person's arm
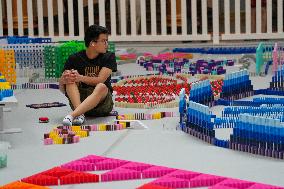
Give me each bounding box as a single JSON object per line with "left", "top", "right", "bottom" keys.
{"left": 59, "top": 70, "right": 77, "bottom": 94}
{"left": 59, "top": 54, "right": 77, "bottom": 93}
{"left": 74, "top": 67, "right": 112, "bottom": 86}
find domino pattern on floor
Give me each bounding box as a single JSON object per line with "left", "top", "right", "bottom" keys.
{"left": 2, "top": 155, "right": 283, "bottom": 189}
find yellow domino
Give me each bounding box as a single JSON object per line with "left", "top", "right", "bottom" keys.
{"left": 119, "top": 122, "right": 127, "bottom": 129}
{"left": 100, "top": 124, "right": 107, "bottom": 131}
{"left": 71, "top": 126, "right": 82, "bottom": 131}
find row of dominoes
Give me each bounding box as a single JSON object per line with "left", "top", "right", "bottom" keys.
{"left": 0, "top": 49, "right": 16, "bottom": 84}
{"left": 270, "top": 65, "right": 284, "bottom": 90}
{"left": 189, "top": 80, "right": 215, "bottom": 106}
{"left": 229, "top": 142, "right": 284, "bottom": 159}
{"left": 220, "top": 70, "right": 254, "bottom": 101}
{"left": 116, "top": 112, "right": 177, "bottom": 120}
{"left": 44, "top": 127, "right": 89, "bottom": 145}
{"left": 11, "top": 83, "right": 59, "bottom": 90}
{"left": 186, "top": 101, "right": 214, "bottom": 130}
{"left": 0, "top": 74, "right": 13, "bottom": 101}
{"left": 173, "top": 46, "right": 257, "bottom": 54}
{"left": 3, "top": 154, "right": 284, "bottom": 188}
{"left": 115, "top": 101, "right": 179, "bottom": 109}
{"left": 222, "top": 106, "right": 284, "bottom": 117}
{"left": 3, "top": 36, "right": 51, "bottom": 44}
{"left": 216, "top": 97, "right": 284, "bottom": 107}
{"left": 179, "top": 80, "right": 284, "bottom": 159}
{"left": 43, "top": 122, "right": 131, "bottom": 145}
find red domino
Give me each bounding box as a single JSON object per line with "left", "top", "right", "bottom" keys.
{"left": 137, "top": 183, "right": 174, "bottom": 189}
{"left": 21, "top": 174, "right": 58, "bottom": 186}
{"left": 60, "top": 172, "right": 99, "bottom": 185}
{"left": 39, "top": 167, "right": 74, "bottom": 178}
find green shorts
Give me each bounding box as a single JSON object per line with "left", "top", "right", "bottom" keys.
{"left": 68, "top": 85, "right": 114, "bottom": 117}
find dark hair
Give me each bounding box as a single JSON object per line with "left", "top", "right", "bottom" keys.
{"left": 84, "top": 25, "right": 109, "bottom": 47}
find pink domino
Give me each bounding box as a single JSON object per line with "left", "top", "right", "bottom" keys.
{"left": 115, "top": 124, "right": 123, "bottom": 130}
{"left": 120, "top": 162, "right": 154, "bottom": 172}
{"left": 44, "top": 138, "right": 53, "bottom": 145}
{"left": 247, "top": 183, "right": 284, "bottom": 189}
{"left": 96, "top": 158, "right": 129, "bottom": 170}
{"left": 209, "top": 185, "right": 237, "bottom": 189}
{"left": 216, "top": 178, "right": 255, "bottom": 189}
{"left": 142, "top": 166, "right": 177, "bottom": 179}
{"left": 77, "top": 155, "right": 107, "bottom": 164}
{"left": 61, "top": 160, "right": 96, "bottom": 171}
{"left": 189, "top": 174, "right": 226, "bottom": 187}
{"left": 73, "top": 136, "right": 80, "bottom": 143}
{"left": 151, "top": 176, "right": 190, "bottom": 188}
{"left": 90, "top": 124, "right": 98, "bottom": 131}
{"left": 101, "top": 168, "right": 141, "bottom": 182}
{"left": 165, "top": 169, "right": 200, "bottom": 180}
{"left": 145, "top": 114, "right": 151, "bottom": 120}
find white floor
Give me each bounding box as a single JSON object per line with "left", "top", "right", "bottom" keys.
{"left": 0, "top": 50, "right": 284, "bottom": 188}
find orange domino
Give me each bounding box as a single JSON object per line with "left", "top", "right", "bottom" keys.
{"left": 0, "top": 181, "right": 51, "bottom": 189}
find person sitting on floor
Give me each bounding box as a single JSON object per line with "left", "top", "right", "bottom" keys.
{"left": 59, "top": 24, "right": 117, "bottom": 126}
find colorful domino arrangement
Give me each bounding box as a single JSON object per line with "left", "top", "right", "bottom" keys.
{"left": 2, "top": 154, "right": 283, "bottom": 188}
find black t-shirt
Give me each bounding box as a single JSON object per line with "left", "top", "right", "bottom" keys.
{"left": 63, "top": 50, "right": 117, "bottom": 92}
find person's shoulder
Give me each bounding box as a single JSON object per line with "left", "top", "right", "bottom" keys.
{"left": 69, "top": 50, "right": 86, "bottom": 60}
{"left": 101, "top": 51, "right": 115, "bottom": 60}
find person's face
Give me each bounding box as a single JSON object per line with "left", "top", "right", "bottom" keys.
{"left": 90, "top": 34, "right": 108, "bottom": 53}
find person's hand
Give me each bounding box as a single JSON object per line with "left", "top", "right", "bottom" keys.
{"left": 62, "top": 70, "right": 76, "bottom": 84}
{"left": 70, "top": 69, "right": 83, "bottom": 82}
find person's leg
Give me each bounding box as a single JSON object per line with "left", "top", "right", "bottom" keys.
{"left": 70, "top": 83, "right": 108, "bottom": 118}
{"left": 84, "top": 90, "right": 114, "bottom": 117}
{"left": 65, "top": 83, "right": 81, "bottom": 109}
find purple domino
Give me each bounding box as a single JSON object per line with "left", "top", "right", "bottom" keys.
{"left": 61, "top": 160, "right": 96, "bottom": 171}
{"left": 141, "top": 166, "right": 177, "bottom": 179}
{"left": 101, "top": 167, "right": 141, "bottom": 182}
{"left": 151, "top": 176, "right": 190, "bottom": 188}
{"left": 189, "top": 174, "right": 226, "bottom": 187}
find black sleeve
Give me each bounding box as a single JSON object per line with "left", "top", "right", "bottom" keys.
{"left": 102, "top": 52, "right": 117, "bottom": 72}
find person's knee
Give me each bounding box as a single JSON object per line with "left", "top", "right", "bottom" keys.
{"left": 93, "top": 83, "right": 108, "bottom": 95}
